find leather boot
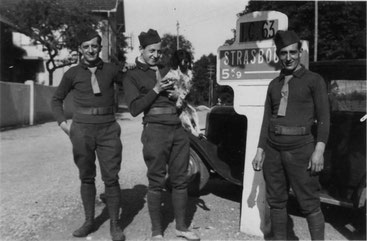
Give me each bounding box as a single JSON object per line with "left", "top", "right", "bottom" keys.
{"left": 147, "top": 190, "right": 163, "bottom": 237}
{"left": 73, "top": 183, "right": 96, "bottom": 237}
{"left": 172, "top": 189, "right": 200, "bottom": 241}
{"left": 172, "top": 188, "right": 188, "bottom": 231}
{"left": 306, "top": 209, "right": 325, "bottom": 240}
{"left": 270, "top": 208, "right": 288, "bottom": 240}
{"left": 106, "top": 185, "right": 125, "bottom": 241}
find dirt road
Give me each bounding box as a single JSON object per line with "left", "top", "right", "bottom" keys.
{"left": 0, "top": 112, "right": 364, "bottom": 240}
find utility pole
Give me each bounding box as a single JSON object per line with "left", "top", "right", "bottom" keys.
{"left": 207, "top": 64, "right": 215, "bottom": 107}
{"left": 314, "top": 0, "right": 318, "bottom": 62}
{"left": 176, "top": 21, "right": 180, "bottom": 50}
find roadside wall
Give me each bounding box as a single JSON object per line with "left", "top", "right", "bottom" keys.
{"left": 0, "top": 81, "right": 73, "bottom": 129}
{"left": 0, "top": 82, "right": 30, "bottom": 127}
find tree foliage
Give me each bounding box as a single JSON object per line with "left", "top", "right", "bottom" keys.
{"left": 189, "top": 54, "right": 215, "bottom": 106}
{"left": 110, "top": 24, "right": 129, "bottom": 69}
{"left": 1, "top": 0, "right": 103, "bottom": 85}
{"left": 240, "top": 1, "right": 366, "bottom": 60}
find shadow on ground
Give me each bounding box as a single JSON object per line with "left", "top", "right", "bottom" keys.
{"left": 96, "top": 184, "right": 148, "bottom": 232}
{"left": 197, "top": 176, "right": 366, "bottom": 240}
{"left": 199, "top": 175, "right": 243, "bottom": 202}
{"left": 287, "top": 196, "right": 366, "bottom": 240}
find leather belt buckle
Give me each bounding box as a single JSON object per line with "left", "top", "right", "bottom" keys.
{"left": 274, "top": 125, "right": 282, "bottom": 135}
{"left": 91, "top": 108, "right": 99, "bottom": 115}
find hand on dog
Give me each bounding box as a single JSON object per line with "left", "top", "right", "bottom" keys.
{"left": 153, "top": 77, "right": 175, "bottom": 94}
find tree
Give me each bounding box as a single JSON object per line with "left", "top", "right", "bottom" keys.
{"left": 189, "top": 54, "right": 213, "bottom": 106}
{"left": 160, "top": 33, "right": 194, "bottom": 67}
{"left": 110, "top": 25, "right": 129, "bottom": 69}
{"left": 239, "top": 1, "right": 366, "bottom": 61}
{"left": 190, "top": 54, "right": 234, "bottom": 107}
{"left": 2, "top": 0, "right": 103, "bottom": 85}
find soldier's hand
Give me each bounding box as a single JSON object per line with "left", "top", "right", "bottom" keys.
{"left": 252, "top": 148, "right": 265, "bottom": 171}
{"left": 153, "top": 78, "right": 174, "bottom": 94}
{"left": 59, "top": 121, "right": 70, "bottom": 136}
{"left": 122, "top": 62, "right": 136, "bottom": 72}
{"left": 308, "top": 142, "right": 325, "bottom": 175}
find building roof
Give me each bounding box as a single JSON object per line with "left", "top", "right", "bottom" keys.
{"left": 0, "top": 0, "right": 120, "bottom": 12}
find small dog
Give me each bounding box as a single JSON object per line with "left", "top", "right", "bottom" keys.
{"left": 163, "top": 49, "right": 203, "bottom": 137}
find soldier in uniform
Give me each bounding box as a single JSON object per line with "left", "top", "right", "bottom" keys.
{"left": 51, "top": 30, "right": 125, "bottom": 241}
{"left": 123, "top": 29, "right": 200, "bottom": 241}
{"left": 252, "top": 30, "right": 330, "bottom": 240}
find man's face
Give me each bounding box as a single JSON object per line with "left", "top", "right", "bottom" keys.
{"left": 278, "top": 43, "right": 302, "bottom": 72}
{"left": 78, "top": 37, "right": 101, "bottom": 64}
{"left": 140, "top": 42, "right": 162, "bottom": 66}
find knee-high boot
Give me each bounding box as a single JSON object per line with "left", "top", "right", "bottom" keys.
{"left": 270, "top": 208, "right": 288, "bottom": 240}
{"left": 306, "top": 209, "right": 325, "bottom": 240}
{"left": 105, "top": 185, "right": 125, "bottom": 241}
{"left": 147, "top": 190, "right": 163, "bottom": 237}
{"left": 73, "top": 183, "right": 96, "bottom": 237}
{"left": 172, "top": 188, "right": 200, "bottom": 241}
{"left": 172, "top": 188, "right": 188, "bottom": 231}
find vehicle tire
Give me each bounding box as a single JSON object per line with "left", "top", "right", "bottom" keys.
{"left": 165, "top": 147, "right": 210, "bottom": 196}
{"left": 352, "top": 173, "right": 366, "bottom": 209}
{"left": 186, "top": 147, "right": 210, "bottom": 196}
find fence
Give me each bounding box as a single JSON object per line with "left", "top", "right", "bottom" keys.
{"left": 0, "top": 81, "right": 73, "bottom": 129}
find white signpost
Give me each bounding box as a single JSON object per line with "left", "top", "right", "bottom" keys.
{"left": 217, "top": 11, "right": 288, "bottom": 236}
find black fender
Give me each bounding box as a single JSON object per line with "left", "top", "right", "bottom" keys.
{"left": 189, "top": 134, "right": 243, "bottom": 186}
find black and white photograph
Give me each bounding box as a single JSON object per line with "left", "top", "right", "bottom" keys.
{"left": 0, "top": 0, "right": 366, "bottom": 240}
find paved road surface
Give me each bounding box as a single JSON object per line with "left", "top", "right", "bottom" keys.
{"left": 0, "top": 112, "right": 365, "bottom": 240}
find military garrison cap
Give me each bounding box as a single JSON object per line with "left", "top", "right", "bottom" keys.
{"left": 77, "top": 29, "right": 101, "bottom": 45}
{"left": 274, "top": 30, "right": 300, "bottom": 50}
{"left": 138, "top": 29, "right": 161, "bottom": 47}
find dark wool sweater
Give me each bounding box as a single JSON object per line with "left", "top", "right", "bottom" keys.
{"left": 258, "top": 66, "right": 330, "bottom": 150}
{"left": 123, "top": 59, "right": 181, "bottom": 125}
{"left": 51, "top": 59, "right": 123, "bottom": 124}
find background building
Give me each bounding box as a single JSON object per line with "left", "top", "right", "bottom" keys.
{"left": 0, "top": 0, "right": 125, "bottom": 86}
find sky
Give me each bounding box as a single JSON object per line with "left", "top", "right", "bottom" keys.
{"left": 124, "top": 0, "right": 249, "bottom": 62}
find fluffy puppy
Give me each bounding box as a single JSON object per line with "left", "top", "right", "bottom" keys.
{"left": 163, "top": 49, "right": 202, "bottom": 137}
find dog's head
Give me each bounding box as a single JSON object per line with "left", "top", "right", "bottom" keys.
{"left": 170, "top": 49, "right": 193, "bottom": 74}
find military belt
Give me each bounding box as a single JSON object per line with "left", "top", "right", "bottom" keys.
{"left": 146, "top": 107, "right": 177, "bottom": 115}
{"left": 270, "top": 125, "right": 310, "bottom": 136}
{"left": 76, "top": 106, "right": 115, "bottom": 115}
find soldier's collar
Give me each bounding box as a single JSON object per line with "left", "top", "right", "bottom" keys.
{"left": 80, "top": 58, "right": 104, "bottom": 69}
{"left": 279, "top": 64, "right": 306, "bottom": 80}
{"left": 135, "top": 57, "right": 164, "bottom": 71}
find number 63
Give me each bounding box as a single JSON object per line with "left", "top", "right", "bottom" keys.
{"left": 262, "top": 20, "right": 275, "bottom": 39}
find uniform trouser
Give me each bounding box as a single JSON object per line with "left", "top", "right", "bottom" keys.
{"left": 141, "top": 123, "right": 189, "bottom": 191}
{"left": 141, "top": 123, "right": 190, "bottom": 235}
{"left": 263, "top": 142, "right": 321, "bottom": 215}
{"left": 70, "top": 121, "right": 122, "bottom": 186}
